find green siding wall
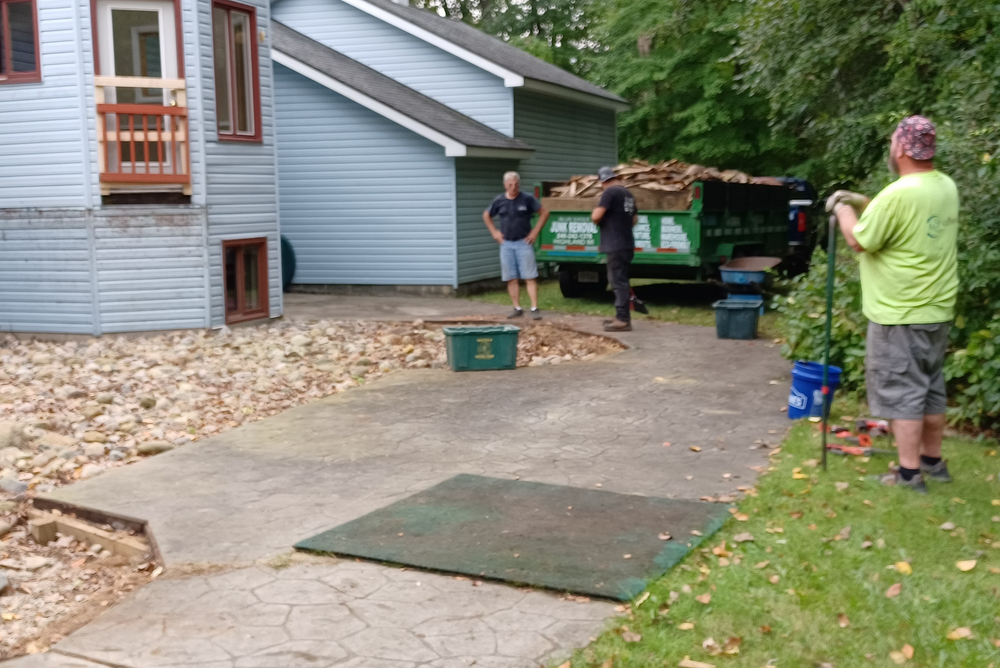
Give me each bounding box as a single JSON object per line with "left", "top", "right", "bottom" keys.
{"left": 513, "top": 89, "right": 619, "bottom": 184}
{"left": 455, "top": 158, "right": 519, "bottom": 284}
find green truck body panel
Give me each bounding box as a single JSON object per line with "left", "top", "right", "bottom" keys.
{"left": 535, "top": 181, "right": 792, "bottom": 278}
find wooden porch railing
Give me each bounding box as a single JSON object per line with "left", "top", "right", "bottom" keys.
{"left": 94, "top": 76, "right": 191, "bottom": 194}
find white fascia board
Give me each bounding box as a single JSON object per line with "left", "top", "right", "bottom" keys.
{"left": 272, "top": 49, "right": 468, "bottom": 156}
{"left": 338, "top": 0, "right": 524, "bottom": 88}
{"left": 520, "top": 78, "right": 630, "bottom": 112}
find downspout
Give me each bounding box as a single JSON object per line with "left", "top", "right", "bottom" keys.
{"left": 451, "top": 158, "right": 458, "bottom": 291}
{"left": 190, "top": 0, "right": 212, "bottom": 327}
{"left": 72, "top": 0, "right": 100, "bottom": 336}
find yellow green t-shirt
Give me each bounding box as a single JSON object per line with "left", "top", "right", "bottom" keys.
{"left": 852, "top": 170, "right": 959, "bottom": 325}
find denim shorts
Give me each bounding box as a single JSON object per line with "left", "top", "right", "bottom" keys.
{"left": 500, "top": 239, "right": 538, "bottom": 281}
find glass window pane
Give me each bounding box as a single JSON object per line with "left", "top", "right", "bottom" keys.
{"left": 212, "top": 6, "right": 231, "bottom": 133}
{"left": 111, "top": 9, "right": 162, "bottom": 104}
{"left": 243, "top": 245, "right": 260, "bottom": 311}
{"left": 231, "top": 10, "right": 253, "bottom": 135}
{"left": 225, "top": 245, "right": 239, "bottom": 313}
{"left": 9, "top": 1, "right": 37, "bottom": 73}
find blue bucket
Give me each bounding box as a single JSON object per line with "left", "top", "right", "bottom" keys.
{"left": 788, "top": 361, "right": 842, "bottom": 420}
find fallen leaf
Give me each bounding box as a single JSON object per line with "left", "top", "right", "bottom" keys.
{"left": 993, "top": 500, "right": 1000, "bottom": 507}
{"left": 635, "top": 592, "right": 650, "bottom": 607}
{"left": 835, "top": 481, "right": 849, "bottom": 491}
{"left": 668, "top": 591, "right": 680, "bottom": 603}
{"left": 765, "top": 527, "right": 784, "bottom": 534}
{"left": 721, "top": 636, "right": 742, "bottom": 655}
{"left": 151, "top": 566, "right": 163, "bottom": 579}
{"left": 733, "top": 532, "right": 755, "bottom": 543}
{"left": 839, "top": 526, "right": 852, "bottom": 540}
{"left": 957, "top": 560, "right": 977, "bottom": 572}
{"left": 622, "top": 630, "right": 641, "bottom": 642}
{"left": 696, "top": 593, "right": 712, "bottom": 605}
{"left": 691, "top": 530, "right": 703, "bottom": 536}
{"left": 992, "top": 639, "right": 1000, "bottom": 648}
{"left": 690, "top": 446, "right": 702, "bottom": 452}
{"left": 760, "top": 625, "right": 772, "bottom": 634}
{"left": 946, "top": 627, "right": 973, "bottom": 640}
{"left": 734, "top": 513, "right": 750, "bottom": 521}
{"left": 803, "top": 459, "right": 819, "bottom": 468}
{"left": 827, "top": 510, "right": 838, "bottom": 518}
{"left": 889, "top": 651, "right": 906, "bottom": 664}
{"left": 895, "top": 562, "right": 913, "bottom": 575}
{"left": 902, "top": 644, "right": 914, "bottom": 659}
{"left": 754, "top": 560, "right": 770, "bottom": 569}
{"left": 863, "top": 499, "right": 875, "bottom": 507}
{"left": 663, "top": 441, "right": 672, "bottom": 447}
{"left": 940, "top": 522, "right": 956, "bottom": 531}
{"left": 838, "top": 613, "right": 850, "bottom": 628}
{"left": 885, "top": 582, "right": 903, "bottom": 598}
{"left": 678, "top": 659, "right": 715, "bottom": 668}
{"left": 769, "top": 575, "right": 780, "bottom": 584}
{"left": 789, "top": 511, "right": 804, "bottom": 519}
{"left": 623, "top": 554, "right": 632, "bottom": 559}
{"left": 792, "top": 472, "right": 809, "bottom": 480}
{"left": 600, "top": 660, "right": 613, "bottom": 668}
{"left": 808, "top": 523, "right": 818, "bottom": 530}
{"left": 703, "top": 637, "right": 721, "bottom": 654}
{"left": 659, "top": 532, "right": 672, "bottom": 541}
{"left": 1, "top": 613, "right": 19, "bottom": 621}
{"left": 557, "top": 662, "right": 571, "bottom": 668}
{"left": 678, "top": 622, "right": 695, "bottom": 630}
{"left": 953, "top": 497, "right": 967, "bottom": 504}
{"left": 861, "top": 541, "right": 873, "bottom": 549}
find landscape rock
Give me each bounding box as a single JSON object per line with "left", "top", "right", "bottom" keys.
{"left": 0, "top": 521, "right": 12, "bottom": 538}
{"left": 31, "top": 451, "right": 58, "bottom": 468}
{"left": 0, "top": 478, "right": 27, "bottom": 495}
{"left": 0, "top": 423, "right": 26, "bottom": 450}
{"left": 138, "top": 395, "right": 157, "bottom": 409}
{"left": 137, "top": 441, "right": 174, "bottom": 456}
{"left": 79, "top": 463, "right": 102, "bottom": 479}
{"left": 96, "top": 393, "right": 116, "bottom": 405}
{"left": 82, "top": 406, "right": 105, "bottom": 420}
{"left": 84, "top": 443, "right": 107, "bottom": 458}
{"left": 82, "top": 431, "right": 107, "bottom": 444}
{"left": 0, "top": 572, "right": 8, "bottom": 595}
{"left": 23, "top": 556, "right": 51, "bottom": 571}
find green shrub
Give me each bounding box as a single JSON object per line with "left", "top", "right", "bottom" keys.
{"left": 945, "top": 318, "right": 1000, "bottom": 430}
{"left": 773, "top": 249, "right": 867, "bottom": 394}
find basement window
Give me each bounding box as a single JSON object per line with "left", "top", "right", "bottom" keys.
{"left": 223, "top": 238, "right": 268, "bottom": 323}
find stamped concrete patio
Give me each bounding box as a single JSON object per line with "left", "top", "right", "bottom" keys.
{"left": 9, "top": 302, "right": 792, "bottom": 668}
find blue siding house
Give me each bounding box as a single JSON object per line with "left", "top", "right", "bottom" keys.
{"left": 0, "top": 0, "right": 281, "bottom": 333}
{"left": 270, "top": 0, "right": 625, "bottom": 291}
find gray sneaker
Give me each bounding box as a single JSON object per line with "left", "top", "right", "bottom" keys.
{"left": 530, "top": 308, "right": 542, "bottom": 320}
{"left": 920, "top": 460, "right": 952, "bottom": 482}
{"left": 875, "top": 469, "right": 928, "bottom": 494}
{"left": 507, "top": 308, "right": 524, "bottom": 319}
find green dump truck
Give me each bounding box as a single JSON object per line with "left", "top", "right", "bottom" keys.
{"left": 535, "top": 180, "right": 810, "bottom": 298}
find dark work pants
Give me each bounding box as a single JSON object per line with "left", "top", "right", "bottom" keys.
{"left": 605, "top": 249, "right": 634, "bottom": 323}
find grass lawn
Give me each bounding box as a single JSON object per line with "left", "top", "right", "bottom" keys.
{"left": 468, "top": 279, "right": 781, "bottom": 339}
{"left": 562, "top": 411, "right": 1000, "bottom": 667}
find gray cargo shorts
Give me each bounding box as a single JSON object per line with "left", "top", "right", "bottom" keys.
{"left": 866, "top": 321, "right": 950, "bottom": 420}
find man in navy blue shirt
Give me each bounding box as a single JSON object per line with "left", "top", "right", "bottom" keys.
{"left": 483, "top": 171, "right": 550, "bottom": 319}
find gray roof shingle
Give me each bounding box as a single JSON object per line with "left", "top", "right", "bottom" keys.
{"left": 358, "top": 0, "right": 625, "bottom": 105}
{"left": 272, "top": 20, "right": 535, "bottom": 153}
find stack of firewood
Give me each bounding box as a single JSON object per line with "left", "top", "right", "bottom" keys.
{"left": 548, "top": 160, "right": 782, "bottom": 199}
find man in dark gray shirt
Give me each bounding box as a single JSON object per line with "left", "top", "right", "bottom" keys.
{"left": 592, "top": 166, "right": 638, "bottom": 331}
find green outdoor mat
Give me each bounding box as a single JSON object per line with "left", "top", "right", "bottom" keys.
{"left": 295, "top": 474, "right": 730, "bottom": 600}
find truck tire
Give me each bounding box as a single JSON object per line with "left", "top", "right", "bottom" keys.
{"left": 558, "top": 270, "right": 585, "bottom": 299}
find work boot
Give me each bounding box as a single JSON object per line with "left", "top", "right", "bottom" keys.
{"left": 874, "top": 468, "right": 928, "bottom": 494}
{"left": 507, "top": 308, "right": 524, "bottom": 319}
{"left": 920, "top": 459, "right": 952, "bottom": 482}
{"left": 603, "top": 319, "right": 632, "bottom": 332}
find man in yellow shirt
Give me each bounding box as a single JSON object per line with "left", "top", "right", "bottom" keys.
{"left": 828, "top": 116, "right": 959, "bottom": 493}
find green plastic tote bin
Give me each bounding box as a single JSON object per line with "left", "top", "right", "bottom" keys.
{"left": 443, "top": 325, "right": 520, "bottom": 371}
{"left": 712, "top": 298, "right": 763, "bottom": 340}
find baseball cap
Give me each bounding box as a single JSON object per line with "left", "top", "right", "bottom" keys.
{"left": 597, "top": 166, "right": 617, "bottom": 183}
{"left": 896, "top": 115, "right": 936, "bottom": 160}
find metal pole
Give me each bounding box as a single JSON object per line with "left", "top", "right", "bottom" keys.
{"left": 821, "top": 213, "right": 838, "bottom": 471}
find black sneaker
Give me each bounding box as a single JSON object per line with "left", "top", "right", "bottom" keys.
{"left": 875, "top": 469, "right": 928, "bottom": 494}
{"left": 507, "top": 308, "right": 524, "bottom": 319}
{"left": 920, "top": 460, "right": 952, "bottom": 482}
{"left": 530, "top": 308, "right": 542, "bottom": 320}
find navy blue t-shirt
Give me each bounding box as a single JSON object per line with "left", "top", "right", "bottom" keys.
{"left": 597, "top": 185, "right": 637, "bottom": 252}
{"left": 488, "top": 192, "right": 541, "bottom": 241}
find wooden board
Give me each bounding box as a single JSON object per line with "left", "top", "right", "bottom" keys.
{"left": 543, "top": 188, "right": 691, "bottom": 213}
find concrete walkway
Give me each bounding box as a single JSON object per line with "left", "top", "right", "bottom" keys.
{"left": 11, "top": 311, "right": 792, "bottom": 668}
{"left": 283, "top": 292, "right": 508, "bottom": 321}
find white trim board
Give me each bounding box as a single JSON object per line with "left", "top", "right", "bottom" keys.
{"left": 272, "top": 49, "right": 533, "bottom": 159}
{"left": 336, "top": 0, "right": 524, "bottom": 88}
{"left": 520, "top": 79, "right": 630, "bottom": 112}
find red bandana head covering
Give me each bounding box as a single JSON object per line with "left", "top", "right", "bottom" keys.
{"left": 896, "top": 115, "right": 936, "bottom": 160}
